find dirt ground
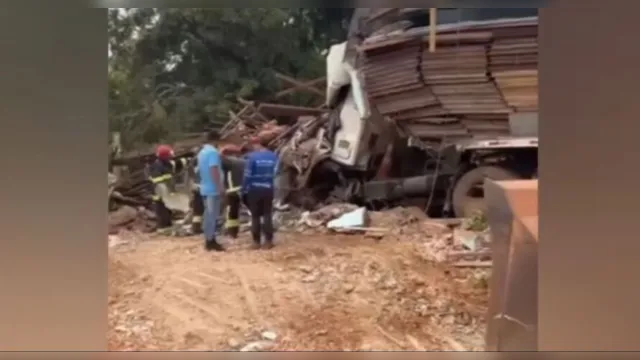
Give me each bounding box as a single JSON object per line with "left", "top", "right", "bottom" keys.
{"left": 108, "top": 227, "right": 489, "bottom": 351}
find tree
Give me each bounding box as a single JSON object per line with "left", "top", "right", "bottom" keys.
{"left": 108, "top": 8, "right": 353, "bottom": 151}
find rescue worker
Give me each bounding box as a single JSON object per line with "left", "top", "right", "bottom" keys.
{"left": 148, "top": 144, "right": 188, "bottom": 232}
{"left": 189, "top": 147, "right": 205, "bottom": 235}
{"left": 220, "top": 151, "right": 246, "bottom": 239}
{"left": 241, "top": 137, "right": 279, "bottom": 250}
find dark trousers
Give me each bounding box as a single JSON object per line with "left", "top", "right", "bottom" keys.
{"left": 225, "top": 192, "right": 241, "bottom": 238}
{"left": 153, "top": 199, "right": 173, "bottom": 229}
{"left": 246, "top": 187, "right": 274, "bottom": 244}
{"left": 190, "top": 189, "right": 204, "bottom": 234}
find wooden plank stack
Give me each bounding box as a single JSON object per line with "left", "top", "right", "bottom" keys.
{"left": 359, "top": 17, "right": 539, "bottom": 143}
{"left": 362, "top": 44, "right": 423, "bottom": 98}
{"left": 490, "top": 37, "right": 538, "bottom": 112}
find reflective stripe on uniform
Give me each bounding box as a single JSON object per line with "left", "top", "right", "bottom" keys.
{"left": 227, "top": 172, "right": 234, "bottom": 187}
{"left": 224, "top": 206, "right": 239, "bottom": 228}
{"left": 225, "top": 219, "right": 240, "bottom": 228}
{"left": 152, "top": 195, "right": 161, "bottom": 201}
{"left": 226, "top": 171, "right": 241, "bottom": 193}
{"left": 149, "top": 174, "right": 172, "bottom": 184}
{"left": 192, "top": 216, "right": 202, "bottom": 223}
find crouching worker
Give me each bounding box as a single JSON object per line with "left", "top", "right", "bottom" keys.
{"left": 149, "top": 144, "right": 188, "bottom": 232}
{"left": 197, "top": 130, "right": 226, "bottom": 252}
{"left": 242, "top": 137, "right": 279, "bottom": 250}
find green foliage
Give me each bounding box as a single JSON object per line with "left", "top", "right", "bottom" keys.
{"left": 108, "top": 8, "right": 353, "bottom": 151}
{"left": 464, "top": 210, "right": 489, "bottom": 232}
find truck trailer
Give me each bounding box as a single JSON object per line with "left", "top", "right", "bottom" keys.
{"left": 275, "top": 8, "right": 538, "bottom": 218}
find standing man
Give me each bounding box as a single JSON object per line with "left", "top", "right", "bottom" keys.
{"left": 197, "top": 130, "right": 226, "bottom": 252}
{"left": 242, "top": 137, "right": 279, "bottom": 250}
{"left": 188, "top": 148, "right": 205, "bottom": 235}
{"left": 220, "top": 144, "right": 246, "bottom": 239}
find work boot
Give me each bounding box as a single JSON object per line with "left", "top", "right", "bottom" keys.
{"left": 249, "top": 241, "right": 261, "bottom": 250}
{"left": 262, "top": 240, "right": 274, "bottom": 250}
{"left": 227, "top": 227, "right": 239, "bottom": 239}
{"left": 205, "top": 239, "right": 225, "bottom": 252}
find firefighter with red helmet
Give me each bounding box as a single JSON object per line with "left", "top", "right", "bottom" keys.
{"left": 220, "top": 143, "right": 246, "bottom": 239}
{"left": 149, "top": 144, "right": 188, "bottom": 232}
{"left": 188, "top": 146, "right": 205, "bottom": 235}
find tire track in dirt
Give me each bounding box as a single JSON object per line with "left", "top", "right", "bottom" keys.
{"left": 109, "top": 232, "right": 489, "bottom": 350}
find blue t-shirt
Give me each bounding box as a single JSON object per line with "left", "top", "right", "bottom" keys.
{"left": 197, "top": 144, "right": 222, "bottom": 196}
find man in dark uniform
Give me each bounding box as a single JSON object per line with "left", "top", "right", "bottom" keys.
{"left": 189, "top": 150, "right": 205, "bottom": 235}
{"left": 242, "top": 137, "right": 279, "bottom": 250}
{"left": 148, "top": 144, "right": 188, "bottom": 232}
{"left": 221, "top": 154, "right": 246, "bottom": 239}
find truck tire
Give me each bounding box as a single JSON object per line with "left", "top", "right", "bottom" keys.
{"left": 452, "top": 166, "right": 521, "bottom": 218}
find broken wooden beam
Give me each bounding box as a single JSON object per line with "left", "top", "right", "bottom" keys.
{"left": 452, "top": 260, "right": 492, "bottom": 268}
{"left": 275, "top": 76, "right": 326, "bottom": 99}
{"left": 237, "top": 97, "right": 271, "bottom": 123}
{"left": 448, "top": 250, "right": 492, "bottom": 262}
{"left": 274, "top": 72, "right": 325, "bottom": 98}
{"left": 256, "top": 103, "right": 326, "bottom": 119}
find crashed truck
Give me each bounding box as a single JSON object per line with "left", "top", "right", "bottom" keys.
{"left": 274, "top": 9, "right": 538, "bottom": 218}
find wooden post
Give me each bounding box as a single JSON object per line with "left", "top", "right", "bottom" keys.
{"left": 429, "top": 8, "right": 437, "bottom": 53}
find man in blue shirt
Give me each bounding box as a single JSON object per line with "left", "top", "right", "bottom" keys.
{"left": 242, "top": 137, "right": 279, "bottom": 250}
{"left": 197, "top": 130, "right": 226, "bottom": 252}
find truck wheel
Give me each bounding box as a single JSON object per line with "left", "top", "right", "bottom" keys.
{"left": 452, "top": 166, "right": 521, "bottom": 218}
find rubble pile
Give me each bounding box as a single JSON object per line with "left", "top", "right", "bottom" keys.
{"left": 272, "top": 203, "right": 493, "bottom": 268}
{"left": 107, "top": 168, "right": 187, "bottom": 235}
{"left": 108, "top": 169, "right": 154, "bottom": 210}
{"left": 219, "top": 73, "right": 327, "bottom": 147}
{"left": 220, "top": 118, "right": 290, "bottom": 149}
{"left": 367, "top": 207, "right": 492, "bottom": 265}
{"left": 108, "top": 205, "right": 157, "bottom": 235}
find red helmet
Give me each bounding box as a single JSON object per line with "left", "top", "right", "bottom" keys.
{"left": 249, "top": 136, "right": 261, "bottom": 145}
{"left": 155, "top": 144, "right": 174, "bottom": 160}
{"left": 220, "top": 144, "right": 243, "bottom": 155}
